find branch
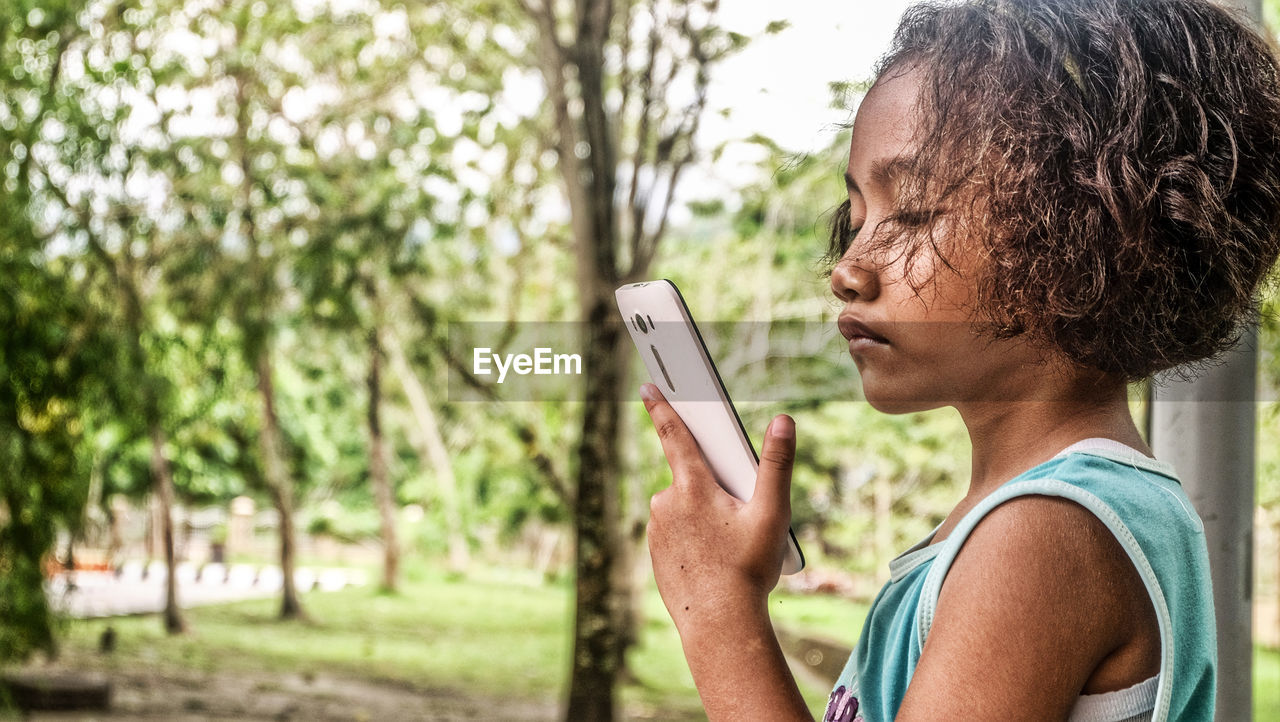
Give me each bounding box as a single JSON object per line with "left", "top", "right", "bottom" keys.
{"left": 626, "top": 10, "right": 662, "bottom": 262}
{"left": 517, "top": 0, "right": 569, "bottom": 74}
{"left": 405, "top": 287, "right": 572, "bottom": 507}
{"left": 35, "top": 158, "right": 126, "bottom": 296}
{"left": 522, "top": 0, "right": 596, "bottom": 257}
{"left": 439, "top": 343, "right": 573, "bottom": 506}
{"left": 629, "top": 1, "right": 716, "bottom": 277}
{"left": 613, "top": 0, "right": 638, "bottom": 167}
{"left": 634, "top": 148, "right": 692, "bottom": 275}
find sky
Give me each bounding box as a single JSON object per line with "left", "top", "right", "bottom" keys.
{"left": 675, "top": 0, "right": 920, "bottom": 215}
{"left": 711, "top": 0, "right": 918, "bottom": 153}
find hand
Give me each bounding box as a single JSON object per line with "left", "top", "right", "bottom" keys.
{"left": 640, "top": 383, "right": 796, "bottom": 635}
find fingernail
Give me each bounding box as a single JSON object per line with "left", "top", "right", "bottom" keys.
{"left": 771, "top": 415, "right": 794, "bottom": 441}
{"left": 640, "top": 384, "right": 659, "bottom": 402}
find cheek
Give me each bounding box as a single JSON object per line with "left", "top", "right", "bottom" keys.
{"left": 856, "top": 321, "right": 992, "bottom": 409}
{"left": 880, "top": 276, "right": 974, "bottom": 342}
{"left": 899, "top": 216, "right": 981, "bottom": 314}
{"left": 909, "top": 263, "right": 976, "bottom": 317}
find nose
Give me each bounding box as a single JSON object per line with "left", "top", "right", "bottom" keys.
{"left": 830, "top": 255, "right": 880, "bottom": 303}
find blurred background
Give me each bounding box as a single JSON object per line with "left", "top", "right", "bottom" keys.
{"left": 1, "top": 0, "right": 1278, "bottom": 719}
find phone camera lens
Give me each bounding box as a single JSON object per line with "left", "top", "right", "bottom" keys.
{"left": 635, "top": 314, "right": 648, "bottom": 333}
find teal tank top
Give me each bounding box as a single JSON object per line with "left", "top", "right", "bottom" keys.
{"left": 823, "top": 440, "right": 1216, "bottom": 721}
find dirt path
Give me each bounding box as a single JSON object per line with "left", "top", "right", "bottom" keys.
{"left": 14, "top": 660, "right": 559, "bottom": 721}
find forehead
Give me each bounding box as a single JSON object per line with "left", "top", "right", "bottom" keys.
{"left": 847, "top": 63, "right": 926, "bottom": 177}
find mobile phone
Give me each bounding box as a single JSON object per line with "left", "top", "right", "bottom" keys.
{"left": 615, "top": 279, "right": 805, "bottom": 575}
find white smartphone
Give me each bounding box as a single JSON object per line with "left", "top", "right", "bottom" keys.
{"left": 616, "top": 279, "right": 805, "bottom": 575}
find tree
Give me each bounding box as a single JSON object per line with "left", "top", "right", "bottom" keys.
{"left": 0, "top": 0, "right": 197, "bottom": 640}
{"left": 281, "top": 0, "right": 493, "bottom": 591}
{"left": 151, "top": 0, "right": 317, "bottom": 619}
{"left": 0, "top": 4, "right": 93, "bottom": 660}
{"left": 0, "top": 223, "right": 113, "bottom": 660}
{"left": 512, "top": 0, "right": 746, "bottom": 716}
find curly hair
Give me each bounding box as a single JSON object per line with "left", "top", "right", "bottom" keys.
{"left": 826, "top": 0, "right": 1280, "bottom": 380}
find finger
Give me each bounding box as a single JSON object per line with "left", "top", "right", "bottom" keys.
{"left": 640, "top": 383, "right": 705, "bottom": 485}
{"left": 750, "top": 414, "right": 795, "bottom": 525}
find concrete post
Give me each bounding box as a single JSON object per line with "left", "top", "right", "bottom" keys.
{"left": 1150, "top": 330, "right": 1257, "bottom": 720}
{"left": 227, "top": 496, "right": 255, "bottom": 561}
{"left": 148, "top": 493, "right": 163, "bottom": 561}
{"left": 1151, "top": 7, "right": 1265, "bottom": 720}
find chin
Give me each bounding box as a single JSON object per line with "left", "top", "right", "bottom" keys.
{"left": 859, "top": 377, "right": 949, "bottom": 415}
{"left": 865, "top": 395, "right": 943, "bottom": 415}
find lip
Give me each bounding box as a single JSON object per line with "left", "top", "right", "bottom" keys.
{"left": 837, "top": 315, "right": 890, "bottom": 345}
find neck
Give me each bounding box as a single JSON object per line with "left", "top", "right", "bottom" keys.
{"left": 955, "top": 371, "right": 1149, "bottom": 497}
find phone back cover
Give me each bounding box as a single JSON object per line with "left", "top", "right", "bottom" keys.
{"left": 616, "top": 281, "right": 804, "bottom": 574}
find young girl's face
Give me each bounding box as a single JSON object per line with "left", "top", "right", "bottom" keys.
{"left": 832, "top": 63, "right": 1052, "bottom": 413}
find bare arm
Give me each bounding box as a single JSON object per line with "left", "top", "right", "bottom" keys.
{"left": 897, "top": 496, "right": 1159, "bottom": 720}
{"left": 677, "top": 602, "right": 811, "bottom": 721}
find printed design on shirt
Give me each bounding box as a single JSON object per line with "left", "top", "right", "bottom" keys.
{"left": 824, "top": 685, "right": 863, "bottom": 722}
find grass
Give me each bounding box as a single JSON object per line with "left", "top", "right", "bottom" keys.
{"left": 60, "top": 569, "right": 579, "bottom": 709}
{"left": 34, "top": 566, "right": 1280, "bottom": 719}
{"left": 1258, "top": 645, "right": 1280, "bottom": 720}
{"left": 44, "top": 564, "right": 866, "bottom": 719}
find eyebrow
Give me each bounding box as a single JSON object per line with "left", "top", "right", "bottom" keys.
{"left": 844, "top": 154, "right": 916, "bottom": 196}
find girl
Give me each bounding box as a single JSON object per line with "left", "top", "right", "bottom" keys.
{"left": 639, "top": 0, "right": 1280, "bottom": 719}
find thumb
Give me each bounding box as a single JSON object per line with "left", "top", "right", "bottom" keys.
{"left": 751, "top": 415, "right": 795, "bottom": 523}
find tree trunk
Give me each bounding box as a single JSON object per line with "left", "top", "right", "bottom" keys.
{"left": 384, "top": 328, "right": 469, "bottom": 573}
{"left": 614, "top": 401, "right": 649, "bottom": 684}
{"left": 122, "top": 285, "right": 185, "bottom": 635}
{"left": 106, "top": 239, "right": 185, "bottom": 634}
{"left": 149, "top": 425, "right": 186, "bottom": 634}
{"left": 522, "top": 0, "right": 713, "bottom": 715}
{"left": 367, "top": 326, "right": 400, "bottom": 592}
{"left": 255, "top": 349, "right": 304, "bottom": 620}
{"left": 564, "top": 301, "right": 629, "bottom": 722}
{"left": 555, "top": 1, "right": 631, "bottom": 710}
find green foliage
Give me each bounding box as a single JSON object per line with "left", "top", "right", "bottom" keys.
{"left": 0, "top": 0, "right": 119, "bottom": 663}
{"left": 1260, "top": 401, "right": 1280, "bottom": 509}
{"left": 0, "top": 254, "right": 98, "bottom": 662}
{"left": 828, "top": 79, "right": 874, "bottom": 111}
{"left": 764, "top": 20, "right": 792, "bottom": 35}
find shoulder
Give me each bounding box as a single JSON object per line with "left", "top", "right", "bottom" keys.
{"left": 897, "top": 495, "right": 1157, "bottom": 718}
{"left": 937, "top": 495, "right": 1141, "bottom": 656}
{"left": 953, "top": 492, "right": 1131, "bottom": 576}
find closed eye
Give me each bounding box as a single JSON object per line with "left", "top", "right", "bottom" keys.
{"left": 823, "top": 199, "right": 857, "bottom": 272}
